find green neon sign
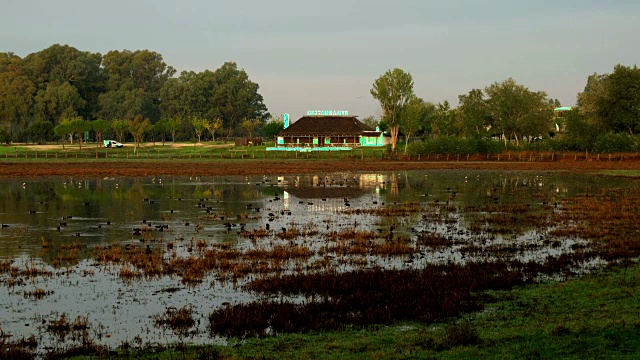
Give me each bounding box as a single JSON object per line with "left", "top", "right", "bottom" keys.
{"left": 307, "top": 110, "right": 349, "bottom": 116}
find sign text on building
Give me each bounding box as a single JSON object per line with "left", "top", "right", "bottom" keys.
{"left": 307, "top": 110, "right": 349, "bottom": 116}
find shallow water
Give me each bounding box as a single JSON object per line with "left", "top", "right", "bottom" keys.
{"left": 0, "top": 170, "right": 628, "bottom": 351}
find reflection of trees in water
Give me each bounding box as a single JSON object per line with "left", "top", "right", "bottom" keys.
{"left": 391, "top": 173, "right": 399, "bottom": 197}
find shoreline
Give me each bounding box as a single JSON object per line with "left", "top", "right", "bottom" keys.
{"left": 1, "top": 159, "right": 640, "bottom": 177}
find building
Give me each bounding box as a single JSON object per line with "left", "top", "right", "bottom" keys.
{"left": 276, "top": 113, "right": 390, "bottom": 148}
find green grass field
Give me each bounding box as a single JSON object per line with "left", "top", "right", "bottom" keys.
{"left": 0, "top": 141, "right": 389, "bottom": 162}
{"left": 66, "top": 262, "right": 640, "bottom": 359}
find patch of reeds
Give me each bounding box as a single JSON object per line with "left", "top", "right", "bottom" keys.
{"left": 0, "top": 333, "right": 37, "bottom": 360}
{"left": 210, "top": 262, "right": 524, "bottom": 337}
{"left": 46, "top": 313, "right": 90, "bottom": 342}
{"left": 153, "top": 305, "right": 197, "bottom": 338}
{"left": 23, "top": 287, "right": 52, "bottom": 300}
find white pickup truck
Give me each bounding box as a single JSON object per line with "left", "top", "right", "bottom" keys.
{"left": 103, "top": 140, "right": 123, "bottom": 148}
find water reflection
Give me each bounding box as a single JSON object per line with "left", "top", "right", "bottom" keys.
{"left": 0, "top": 170, "right": 632, "bottom": 350}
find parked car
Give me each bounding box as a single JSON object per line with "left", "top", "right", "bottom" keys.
{"left": 103, "top": 140, "right": 123, "bottom": 148}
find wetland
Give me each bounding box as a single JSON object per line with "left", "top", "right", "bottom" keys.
{"left": 1, "top": 169, "right": 639, "bottom": 358}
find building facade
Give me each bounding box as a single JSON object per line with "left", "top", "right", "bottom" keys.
{"left": 277, "top": 115, "right": 389, "bottom": 148}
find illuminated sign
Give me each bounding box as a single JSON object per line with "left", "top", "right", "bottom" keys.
{"left": 283, "top": 113, "right": 290, "bottom": 129}
{"left": 307, "top": 110, "right": 349, "bottom": 116}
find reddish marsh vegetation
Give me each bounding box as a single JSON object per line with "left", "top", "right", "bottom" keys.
{"left": 1, "top": 171, "right": 640, "bottom": 354}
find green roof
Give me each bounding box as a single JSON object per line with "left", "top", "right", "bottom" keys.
{"left": 554, "top": 107, "right": 573, "bottom": 111}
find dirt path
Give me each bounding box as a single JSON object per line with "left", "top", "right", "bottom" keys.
{"left": 1, "top": 159, "right": 640, "bottom": 178}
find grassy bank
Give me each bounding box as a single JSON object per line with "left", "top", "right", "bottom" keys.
{"left": 4, "top": 142, "right": 639, "bottom": 164}
{"left": 0, "top": 142, "right": 388, "bottom": 162}
{"left": 67, "top": 262, "right": 640, "bottom": 359}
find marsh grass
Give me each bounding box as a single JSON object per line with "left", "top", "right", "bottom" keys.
{"left": 63, "top": 263, "right": 640, "bottom": 359}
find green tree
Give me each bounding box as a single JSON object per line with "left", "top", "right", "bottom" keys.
{"left": 191, "top": 116, "right": 208, "bottom": 142}
{"left": 32, "top": 81, "right": 87, "bottom": 125}
{"left": 22, "top": 44, "right": 103, "bottom": 120}
{"left": 0, "top": 53, "right": 36, "bottom": 140}
{"left": 576, "top": 73, "right": 610, "bottom": 131}
{"left": 111, "top": 119, "right": 129, "bottom": 143}
{"left": 129, "top": 115, "right": 151, "bottom": 153}
{"left": 370, "top": 68, "right": 414, "bottom": 152}
{"left": 154, "top": 119, "right": 169, "bottom": 145}
{"left": 557, "top": 109, "right": 600, "bottom": 151}
{"left": 91, "top": 119, "right": 110, "bottom": 147}
{"left": 205, "top": 117, "right": 223, "bottom": 142}
{"left": 53, "top": 119, "right": 72, "bottom": 148}
{"left": 167, "top": 118, "right": 181, "bottom": 143}
{"left": 604, "top": 64, "right": 640, "bottom": 134}
{"left": 210, "top": 62, "right": 269, "bottom": 136}
{"left": 241, "top": 118, "right": 260, "bottom": 139}
{"left": 28, "top": 120, "right": 54, "bottom": 144}
{"left": 361, "top": 115, "right": 379, "bottom": 131}
{"left": 99, "top": 50, "right": 175, "bottom": 121}
{"left": 261, "top": 119, "right": 284, "bottom": 139}
{"left": 485, "top": 78, "right": 553, "bottom": 145}
{"left": 400, "top": 97, "right": 427, "bottom": 154}
{"left": 458, "top": 89, "right": 491, "bottom": 138}
{"left": 68, "top": 117, "right": 90, "bottom": 149}
{"left": 432, "top": 101, "right": 459, "bottom": 137}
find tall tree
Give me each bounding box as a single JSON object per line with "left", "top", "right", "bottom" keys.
{"left": 128, "top": 115, "right": 151, "bottom": 153}
{"left": 0, "top": 53, "right": 36, "bottom": 140}
{"left": 241, "top": 117, "right": 260, "bottom": 139}
{"left": 210, "top": 62, "right": 269, "bottom": 136}
{"left": 33, "top": 81, "right": 86, "bottom": 124}
{"left": 111, "top": 119, "right": 129, "bottom": 143}
{"left": 28, "top": 120, "right": 54, "bottom": 144}
{"left": 167, "top": 118, "right": 181, "bottom": 143}
{"left": 400, "top": 97, "right": 427, "bottom": 154}
{"left": 370, "top": 68, "right": 414, "bottom": 152}
{"left": 485, "top": 78, "right": 553, "bottom": 145}
{"left": 576, "top": 73, "right": 611, "bottom": 132}
{"left": 68, "top": 117, "right": 90, "bottom": 149}
{"left": 91, "top": 119, "right": 110, "bottom": 146}
{"left": 605, "top": 64, "right": 640, "bottom": 134}
{"left": 458, "top": 88, "right": 491, "bottom": 138}
{"left": 191, "top": 116, "right": 208, "bottom": 142}
{"left": 432, "top": 101, "right": 459, "bottom": 137}
{"left": 99, "top": 50, "right": 175, "bottom": 122}
{"left": 205, "top": 117, "right": 223, "bottom": 142}
{"left": 153, "top": 119, "right": 169, "bottom": 145}
{"left": 53, "top": 119, "right": 72, "bottom": 149}
{"left": 23, "top": 44, "right": 103, "bottom": 120}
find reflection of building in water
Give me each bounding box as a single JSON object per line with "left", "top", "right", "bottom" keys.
{"left": 359, "top": 174, "right": 385, "bottom": 188}
{"left": 283, "top": 190, "right": 289, "bottom": 210}
{"left": 284, "top": 186, "right": 369, "bottom": 199}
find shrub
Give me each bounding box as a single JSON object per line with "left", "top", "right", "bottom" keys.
{"left": 592, "top": 132, "right": 639, "bottom": 153}
{"left": 408, "top": 136, "right": 505, "bottom": 156}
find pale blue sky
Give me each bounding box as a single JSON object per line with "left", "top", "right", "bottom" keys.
{"left": 2, "top": 0, "right": 639, "bottom": 119}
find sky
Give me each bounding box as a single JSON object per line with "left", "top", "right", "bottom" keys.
{"left": 2, "top": 0, "right": 639, "bottom": 119}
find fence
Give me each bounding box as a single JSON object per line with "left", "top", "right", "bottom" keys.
{"left": 2, "top": 148, "right": 640, "bottom": 162}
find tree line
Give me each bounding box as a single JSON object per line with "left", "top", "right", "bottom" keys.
{"left": 0, "top": 44, "right": 270, "bottom": 143}
{"left": 370, "top": 64, "right": 640, "bottom": 154}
